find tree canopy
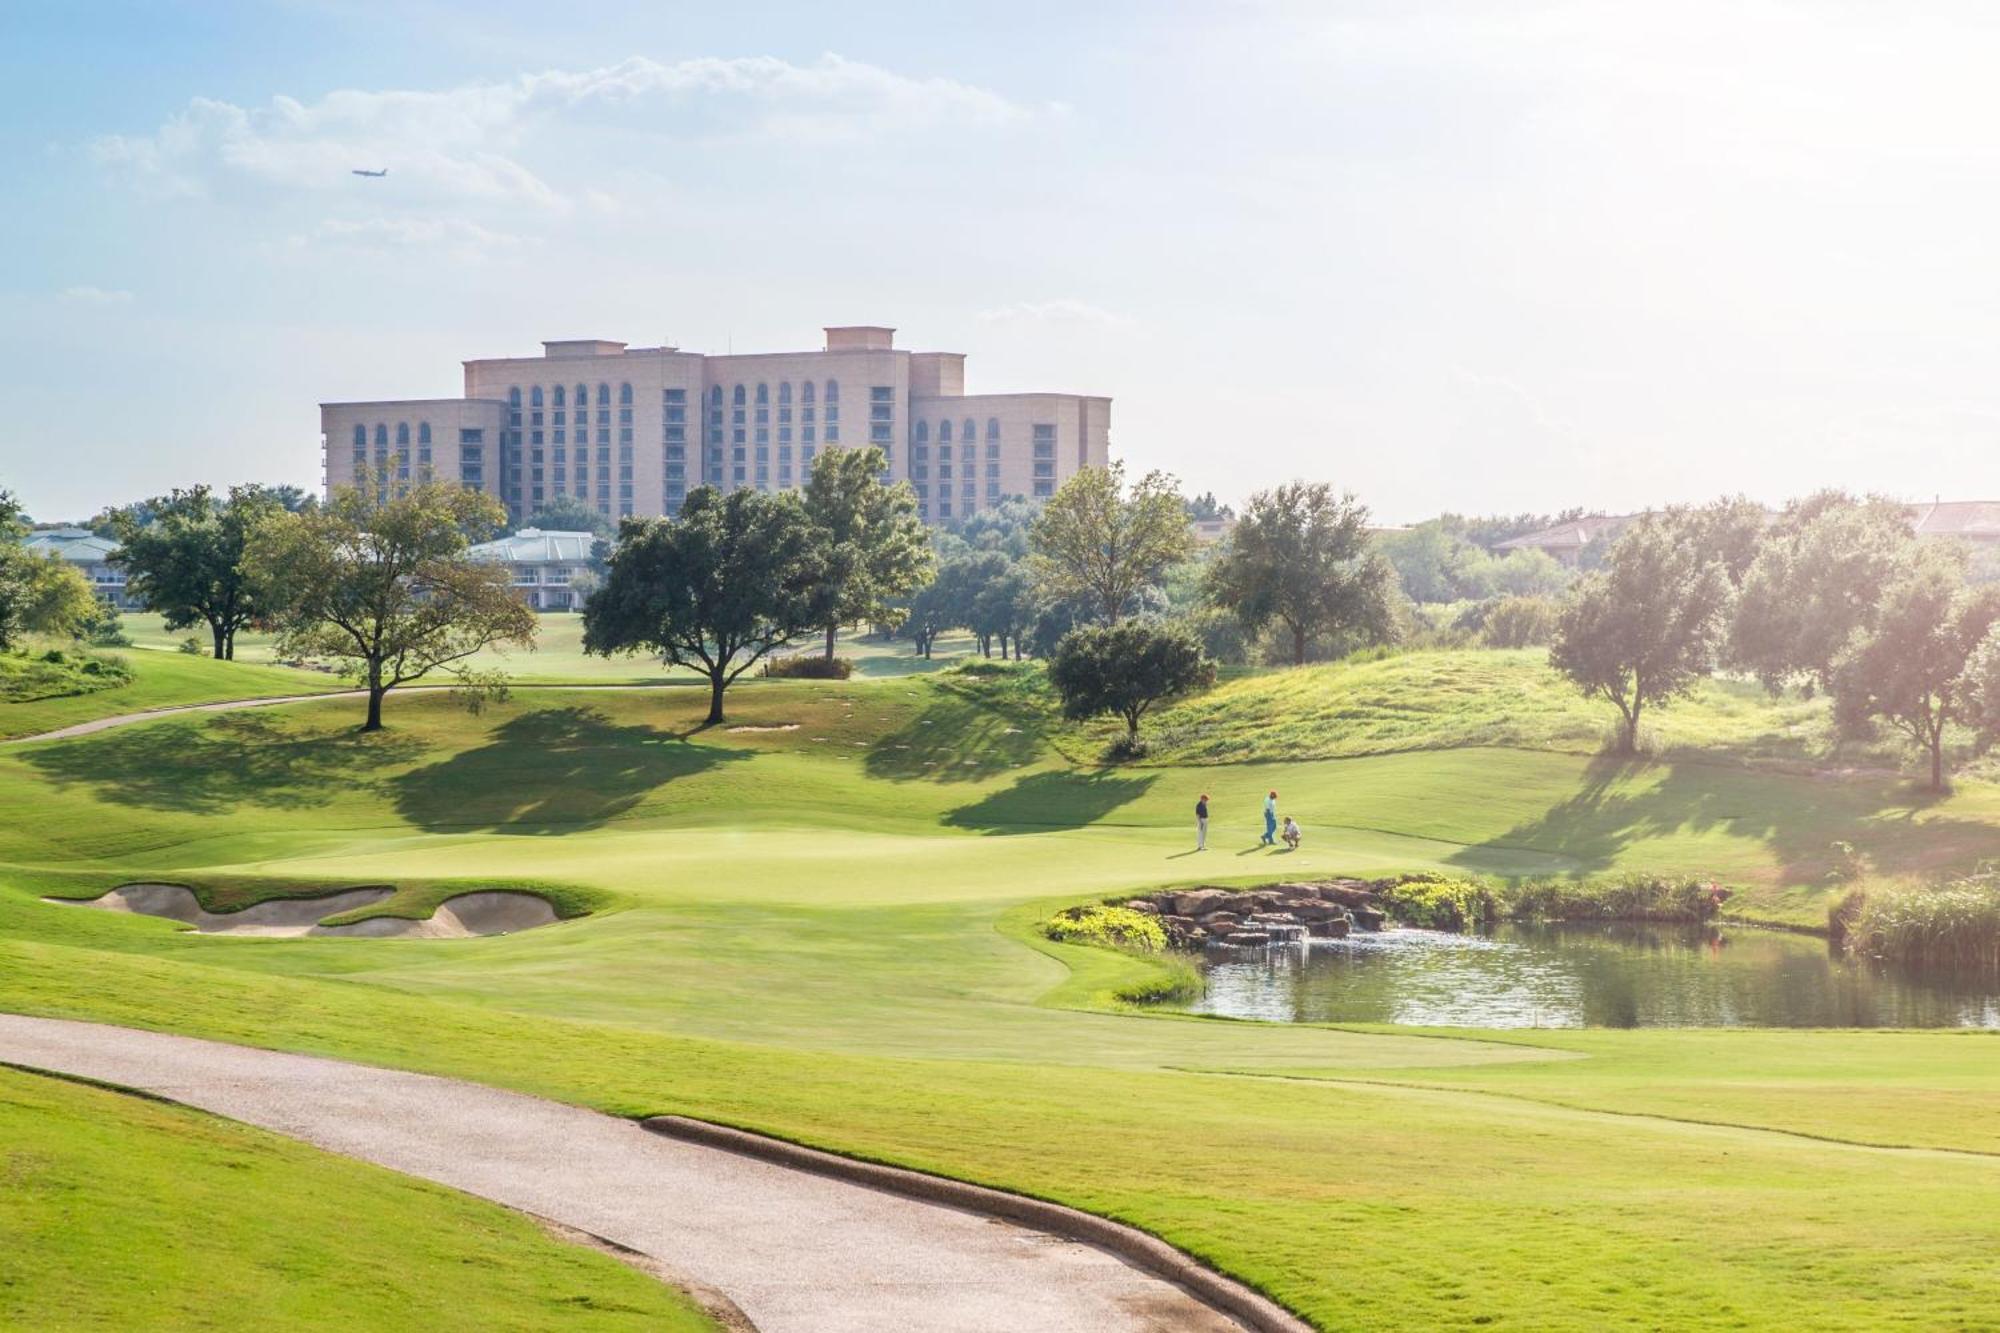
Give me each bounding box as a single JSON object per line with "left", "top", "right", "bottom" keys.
{"left": 245, "top": 477, "right": 534, "bottom": 731}
{"left": 1049, "top": 621, "right": 1215, "bottom": 751}
{"left": 1206, "top": 481, "right": 1397, "bottom": 665}
{"left": 112, "top": 484, "right": 289, "bottom": 659}
{"left": 801, "top": 446, "right": 932, "bottom": 658}
{"left": 584, "top": 486, "right": 823, "bottom": 724}
{"left": 1550, "top": 511, "right": 1731, "bottom": 753}
{"left": 1030, "top": 463, "right": 1193, "bottom": 625}
{"left": 524, "top": 494, "right": 615, "bottom": 539}
{"left": 0, "top": 492, "right": 99, "bottom": 651}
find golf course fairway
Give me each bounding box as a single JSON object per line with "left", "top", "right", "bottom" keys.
{"left": 5, "top": 649, "right": 2000, "bottom": 1330}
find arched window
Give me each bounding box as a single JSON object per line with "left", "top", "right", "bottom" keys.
{"left": 576, "top": 383, "right": 588, "bottom": 406}
{"left": 801, "top": 381, "right": 815, "bottom": 405}
{"left": 396, "top": 422, "right": 410, "bottom": 446}
{"left": 733, "top": 385, "right": 746, "bottom": 405}
{"left": 374, "top": 424, "right": 388, "bottom": 446}
{"left": 530, "top": 386, "right": 543, "bottom": 408}
{"left": 939, "top": 419, "right": 953, "bottom": 444}
{"left": 553, "top": 385, "right": 565, "bottom": 407}
{"left": 914, "top": 420, "right": 929, "bottom": 443}
{"left": 418, "top": 422, "right": 432, "bottom": 445}
{"left": 352, "top": 424, "right": 366, "bottom": 447}
{"left": 755, "top": 383, "right": 769, "bottom": 405}
{"left": 986, "top": 417, "right": 1000, "bottom": 440}
{"left": 597, "top": 383, "right": 610, "bottom": 406}
{"left": 778, "top": 382, "right": 792, "bottom": 405}
{"left": 824, "top": 380, "right": 839, "bottom": 402}
{"left": 962, "top": 418, "right": 976, "bottom": 444}
{"left": 619, "top": 383, "right": 633, "bottom": 405}
{"left": 508, "top": 386, "right": 521, "bottom": 407}
{"left": 710, "top": 385, "right": 723, "bottom": 405}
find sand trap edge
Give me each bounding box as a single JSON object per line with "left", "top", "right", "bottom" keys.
{"left": 43, "top": 884, "right": 560, "bottom": 940}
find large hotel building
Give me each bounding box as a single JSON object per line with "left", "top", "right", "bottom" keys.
{"left": 320, "top": 326, "right": 1111, "bottom": 527}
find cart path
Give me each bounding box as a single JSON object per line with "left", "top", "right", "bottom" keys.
{"left": 0, "top": 1015, "right": 1252, "bottom": 1333}
{"left": 3, "top": 681, "right": 685, "bottom": 745}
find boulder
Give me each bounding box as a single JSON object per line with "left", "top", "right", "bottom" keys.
{"left": 1171, "top": 888, "right": 1231, "bottom": 917}
{"left": 1349, "top": 907, "right": 1386, "bottom": 932}
{"left": 1124, "top": 899, "right": 1160, "bottom": 914}
{"left": 1222, "top": 930, "right": 1271, "bottom": 947}
{"left": 1308, "top": 915, "right": 1352, "bottom": 939}
{"left": 1205, "top": 913, "right": 1243, "bottom": 932}
{"left": 1247, "top": 912, "right": 1301, "bottom": 927}
{"left": 1288, "top": 902, "right": 1346, "bottom": 921}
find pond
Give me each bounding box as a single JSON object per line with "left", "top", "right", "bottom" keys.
{"left": 1190, "top": 921, "right": 2000, "bottom": 1028}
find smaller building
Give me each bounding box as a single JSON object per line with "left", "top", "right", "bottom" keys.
{"left": 1493, "top": 515, "right": 1636, "bottom": 567}
{"left": 21, "top": 528, "right": 142, "bottom": 608}
{"left": 466, "top": 528, "right": 598, "bottom": 611}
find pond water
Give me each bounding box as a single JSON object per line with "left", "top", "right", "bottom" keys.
{"left": 1191, "top": 922, "right": 2000, "bottom": 1028}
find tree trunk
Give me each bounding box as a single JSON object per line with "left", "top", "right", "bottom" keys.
{"left": 1292, "top": 623, "right": 1306, "bottom": 667}
{"left": 222, "top": 626, "right": 236, "bottom": 661}
{"left": 1621, "top": 700, "right": 1642, "bottom": 754}
{"left": 1931, "top": 729, "right": 1946, "bottom": 791}
{"left": 211, "top": 622, "right": 227, "bottom": 660}
{"left": 706, "top": 672, "right": 727, "bottom": 726}
{"left": 361, "top": 679, "right": 386, "bottom": 733}
{"left": 824, "top": 622, "right": 838, "bottom": 661}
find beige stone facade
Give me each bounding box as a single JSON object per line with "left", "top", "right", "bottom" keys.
{"left": 320, "top": 326, "right": 1111, "bottom": 527}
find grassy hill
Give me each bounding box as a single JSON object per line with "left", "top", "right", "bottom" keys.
{"left": 0, "top": 1065, "right": 715, "bottom": 1331}
{"left": 7, "top": 657, "right": 2000, "bottom": 1326}
{"left": 0, "top": 646, "right": 348, "bottom": 740}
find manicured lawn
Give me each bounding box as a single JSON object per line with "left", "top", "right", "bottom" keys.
{"left": 8, "top": 656, "right": 2000, "bottom": 1328}
{"left": 122, "top": 610, "right": 978, "bottom": 683}
{"left": 0, "top": 1066, "right": 718, "bottom": 1331}
{"left": 0, "top": 646, "right": 347, "bottom": 740}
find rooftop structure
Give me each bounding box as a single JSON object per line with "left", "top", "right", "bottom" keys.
{"left": 20, "top": 528, "right": 140, "bottom": 608}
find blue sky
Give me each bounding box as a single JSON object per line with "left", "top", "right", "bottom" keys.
{"left": 8, "top": 1, "right": 2000, "bottom": 522}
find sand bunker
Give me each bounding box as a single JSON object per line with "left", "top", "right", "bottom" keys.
{"left": 48, "top": 884, "right": 558, "bottom": 939}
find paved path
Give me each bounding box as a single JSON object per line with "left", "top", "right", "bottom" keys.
{"left": 0, "top": 1015, "right": 1246, "bottom": 1333}
{"left": 4, "top": 682, "right": 681, "bottom": 745}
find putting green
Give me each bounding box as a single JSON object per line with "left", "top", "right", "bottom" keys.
{"left": 7, "top": 661, "right": 2000, "bottom": 1329}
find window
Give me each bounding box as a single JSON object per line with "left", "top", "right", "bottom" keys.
{"left": 825, "top": 422, "right": 839, "bottom": 442}
{"left": 508, "top": 387, "right": 521, "bottom": 407}
{"left": 461, "top": 428, "right": 483, "bottom": 444}
{"left": 1034, "top": 479, "right": 1054, "bottom": 498}
{"left": 351, "top": 424, "right": 366, "bottom": 447}
{"left": 939, "top": 419, "right": 953, "bottom": 444}
{"left": 778, "top": 381, "right": 791, "bottom": 405}
{"left": 985, "top": 441, "right": 1000, "bottom": 460}
{"left": 619, "top": 383, "right": 633, "bottom": 406}
{"left": 870, "top": 385, "right": 893, "bottom": 402}
{"left": 530, "top": 386, "right": 543, "bottom": 408}
{"left": 576, "top": 383, "right": 588, "bottom": 407}
{"left": 824, "top": 380, "right": 839, "bottom": 403}
{"left": 418, "top": 423, "right": 432, "bottom": 445}
{"left": 553, "top": 385, "right": 565, "bottom": 407}
{"left": 597, "top": 383, "right": 610, "bottom": 406}
{"left": 733, "top": 384, "right": 746, "bottom": 405}
{"left": 756, "top": 383, "right": 769, "bottom": 405}
{"left": 987, "top": 417, "right": 1000, "bottom": 441}
{"left": 914, "top": 420, "right": 928, "bottom": 443}
{"left": 375, "top": 424, "right": 388, "bottom": 446}
{"left": 665, "top": 387, "right": 687, "bottom": 402}
{"left": 395, "top": 422, "right": 409, "bottom": 446}
{"left": 802, "top": 381, "right": 815, "bottom": 406}
{"left": 962, "top": 418, "right": 975, "bottom": 442}
{"left": 802, "top": 425, "right": 816, "bottom": 445}
{"left": 711, "top": 386, "right": 723, "bottom": 405}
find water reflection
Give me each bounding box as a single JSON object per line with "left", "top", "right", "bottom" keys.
{"left": 1192, "top": 922, "right": 2000, "bottom": 1029}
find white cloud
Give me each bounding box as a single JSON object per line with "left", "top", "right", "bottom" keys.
{"left": 59, "top": 285, "right": 133, "bottom": 305}
{"left": 89, "top": 54, "right": 1042, "bottom": 206}
{"left": 977, "top": 298, "right": 1131, "bottom": 327}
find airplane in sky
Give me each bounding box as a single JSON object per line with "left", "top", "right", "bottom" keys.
{"left": 351, "top": 168, "right": 387, "bottom": 178}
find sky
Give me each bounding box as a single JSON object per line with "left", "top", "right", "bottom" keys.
{"left": 7, "top": 0, "right": 2000, "bottom": 524}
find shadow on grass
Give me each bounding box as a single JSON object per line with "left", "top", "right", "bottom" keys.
{"left": 944, "top": 769, "right": 1157, "bottom": 835}
{"left": 863, "top": 694, "right": 1046, "bottom": 782}
{"left": 390, "top": 705, "right": 748, "bottom": 833}
{"left": 1451, "top": 752, "right": 2000, "bottom": 883}
{"left": 22, "top": 709, "right": 422, "bottom": 814}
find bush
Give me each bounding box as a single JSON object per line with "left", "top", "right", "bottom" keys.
{"left": 1506, "top": 873, "right": 1727, "bottom": 922}
{"left": 1483, "top": 595, "right": 1559, "bottom": 648}
{"left": 0, "top": 648, "right": 133, "bottom": 703}
{"left": 1041, "top": 904, "right": 1168, "bottom": 953}
{"left": 1840, "top": 871, "right": 2000, "bottom": 969}
{"left": 177, "top": 636, "right": 206, "bottom": 655}
{"left": 83, "top": 603, "right": 131, "bottom": 647}
{"left": 1372, "top": 874, "right": 1498, "bottom": 930}
{"left": 762, "top": 654, "right": 854, "bottom": 679}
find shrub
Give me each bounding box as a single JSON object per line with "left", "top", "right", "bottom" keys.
{"left": 0, "top": 648, "right": 133, "bottom": 703}
{"left": 1041, "top": 904, "right": 1168, "bottom": 953}
{"left": 1483, "top": 595, "right": 1559, "bottom": 648}
{"left": 762, "top": 654, "right": 854, "bottom": 679}
{"left": 1507, "top": 873, "right": 1727, "bottom": 922}
{"left": 1841, "top": 872, "right": 2000, "bottom": 969}
{"left": 177, "top": 636, "right": 206, "bottom": 655}
{"left": 1372, "top": 873, "right": 1498, "bottom": 930}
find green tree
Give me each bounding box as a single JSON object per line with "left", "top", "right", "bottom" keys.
{"left": 524, "top": 495, "right": 615, "bottom": 539}
{"left": 1729, "top": 492, "right": 1916, "bottom": 695}
{"left": 1049, "top": 621, "right": 1216, "bottom": 751}
{"left": 584, "top": 486, "right": 822, "bottom": 724}
{"left": 1206, "top": 482, "right": 1397, "bottom": 666}
{"left": 0, "top": 492, "right": 100, "bottom": 650}
{"left": 112, "top": 485, "right": 287, "bottom": 659}
{"left": 802, "top": 446, "right": 933, "bottom": 659}
{"left": 1029, "top": 462, "right": 1193, "bottom": 625}
{"left": 970, "top": 558, "right": 1036, "bottom": 659}
{"left": 1550, "top": 513, "right": 1731, "bottom": 754}
{"left": 245, "top": 476, "right": 535, "bottom": 732}
{"left": 1830, "top": 551, "right": 2000, "bottom": 791}
{"left": 1483, "top": 595, "right": 1560, "bottom": 648}
{"left": 1377, "top": 521, "right": 1492, "bottom": 604}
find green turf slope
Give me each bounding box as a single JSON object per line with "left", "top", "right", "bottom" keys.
{"left": 6, "top": 669, "right": 2000, "bottom": 1328}
{"left": 0, "top": 1065, "right": 716, "bottom": 1332}
{"left": 0, "top": 647, "right": 347, "bottom": 740}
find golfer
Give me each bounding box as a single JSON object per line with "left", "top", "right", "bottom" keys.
{"left": 1262, "top": 790, "right": 1279, "bottom": 845}
{"left": 1195, "top": 793, "right": 1210, "bottom": 850}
